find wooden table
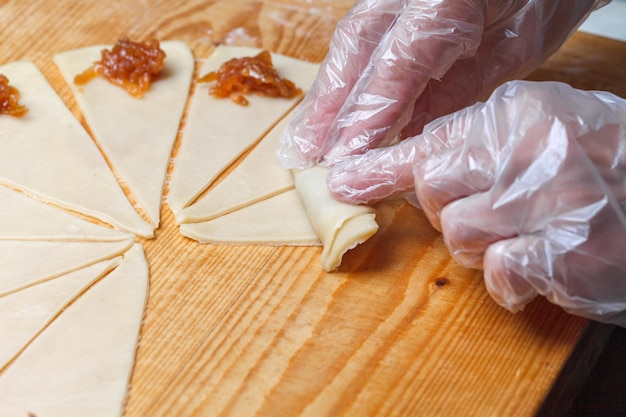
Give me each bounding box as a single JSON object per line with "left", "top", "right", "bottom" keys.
{"left": 1, "top": 1, "right": 624, "bottom": 416}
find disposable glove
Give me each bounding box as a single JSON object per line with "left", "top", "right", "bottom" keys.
{"left": 277, "top": 0, "right": 609, "bottom": 168}
{"left": 327, "top": 81, "right": 626, "bottom": 327}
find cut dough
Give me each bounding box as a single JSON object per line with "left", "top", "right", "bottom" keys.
{"left": 0, "top": 238, "right": 133, "bottom": 296}
{"left": 0, "top": 185, "right": 133, "bottom": 242}
{"left": 168, "top": 45, "right": 319, "bottom": 221}
{"left": 0, "top": 61, "right": 153, "bottom": 238}
{"left": 179, "top": 108, "right": 296, "bottom": 223}
{"left": 171, "top": 48, "right": 377, "bottom": 270}
{"left": 293, "top": 166, "right": 379, "bottom": 272}
{"left": 0, "top": 243, "right": 148, "bottom": 417}
{"left": 0, "top": 46, "right": 371, "bottom": 417}
{"left": 54, "top": 41, "right": 195, "bottom": 227}
{"left": 0, "top": 257, "right": 121, "bottom": 370}
{"left": 180, "top": 189, "right": 320, "bottom": 245}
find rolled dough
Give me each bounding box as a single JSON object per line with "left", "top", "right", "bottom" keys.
{"left": 293, "top": 166, "right": 379, "bottom": 272}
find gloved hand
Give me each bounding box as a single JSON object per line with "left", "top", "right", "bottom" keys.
{"left": 277, "top": 0, "right": 609, "bottom": 169}
{"left": 327, "top": 80, "right": 626, "bottom": 327}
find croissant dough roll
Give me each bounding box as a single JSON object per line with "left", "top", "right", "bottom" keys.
{"left": 292, "top": 166, "right": 378, "bottom": 272}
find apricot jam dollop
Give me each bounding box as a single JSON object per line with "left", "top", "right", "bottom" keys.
{"left": 74, "top": 37, "right": 166, "bottom": 98}
{"left": 198, "top": 50, "right": 302, "bottom": 106}
{"left": 0, "top": 74, "right": 27, "bottom": 117}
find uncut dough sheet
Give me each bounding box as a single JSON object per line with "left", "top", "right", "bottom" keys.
{"left": 0, "top": 244, "right": 149, "bottom": 417}
{"left": 0, "top": 61, "right": 152, "bottom": 238}
{"left": 54, "top": 41, "right": 195, "bottom": 228}
{"left": 167, "top": 45, "right": 319, "bottom": 221}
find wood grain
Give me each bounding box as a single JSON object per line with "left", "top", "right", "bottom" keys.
{"left": 1, "top": 1, "right": 623, "bottom": 416}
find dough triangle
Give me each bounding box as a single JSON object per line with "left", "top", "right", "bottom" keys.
{"left": 0, "top": 257, "right": 121, "bottom": 370}
{"left": 0, "top": 238, "right": 133, "bottom": 296}
{"left": 0, "top": 61, "right": 153, "bottom": 238}
{"left": 180, "top": 189, "right": 320, "bottom": 245}
{"left": 168, "top": 46, "right": 319, "bottom": 221}
{"left": 179, "top": 109, "right": 295, "bottom": 223}
{"left": 0, "top": 243, "right": 148, "bottom": 417}
{"left": 54, "top": 41, "right": 195, "bottom": 227}
{"left": 0, "top": 185, "right": 133, "bottom": 241}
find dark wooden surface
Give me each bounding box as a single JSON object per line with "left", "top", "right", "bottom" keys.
{"left": 566, "top": 326, "right": 626, "bottom": 417}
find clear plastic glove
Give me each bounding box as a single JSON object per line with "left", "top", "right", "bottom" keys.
{"left": 327, "top": 81, "right": 626, "bottom": 327}
{"left": 277, "top": 0, "right": 609, "bottom": 169}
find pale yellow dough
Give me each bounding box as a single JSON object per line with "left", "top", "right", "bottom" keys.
{"left": 179, "top": 108, "right": 296, "bottom": 223}
{"left": 168, "top": 45, "right": 319, "bottom": 221}
{"left": 180, "top": 189, "right": 320, "bottom": 245}
{"left": 169, "top": 47, "right": 377, "bottom": 271}
{"left": 0, "top": 58, "right": 147, "bottom": 415}
{"left": 54, "top": 41, "right": 195, "bottom": 228}
{"left": 0, "top": 61, "right": 152, "bottom": 238}
{"left": 0, "top": 185, "right": 133, "bottom": 242}
{"left": 0, "top": 257, "right": 121, "bottom": 370}
{"left": 181, "top": 165, "right": 379, "bottom": 272}
{"left": 0, "top": 238, "right": 134, "bottom": 296}
{"left": 172, "top": 52, "right": 377, "bottom": 270}
{"left": 0, "top": 244, "right": 148, "bottom": 417}
{"left": 0, "top": 45, "right": 374, "bottom": 417}
{"left": 292, "top": 166, "right": 379, "bottom": 272}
